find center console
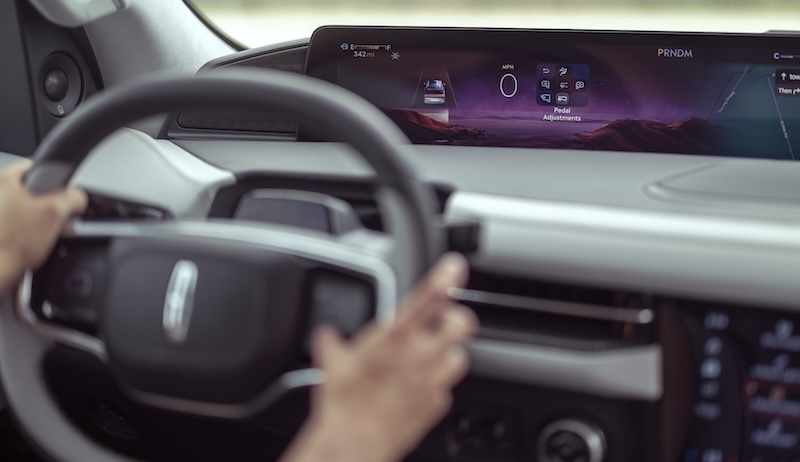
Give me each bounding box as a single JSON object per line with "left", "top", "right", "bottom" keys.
{"left": 677, "top": 300, "right": 800, "bottom": 462}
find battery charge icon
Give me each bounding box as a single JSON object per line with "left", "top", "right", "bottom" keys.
{"left": 353, "top": 44, "right": 391, "bottom": 51}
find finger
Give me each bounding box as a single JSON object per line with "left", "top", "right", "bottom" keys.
{"left": 35, "top": 188, "right": 88, "bottom": 224}
{"left": 427, "top": 391, "right": 454, "bottom": 421}
{"left": 55, "top": 188, "right": 89, "bottom": 216}
{"left": 395, "top": 252, "right": 469, "bottom": 329}
{"left": 430, "top": 305, "right": 479, "bottom": 349}
{"left": 431, "top": 346, "right": 470, "bottom": 389}
{"left": 0, "top": 160, "right": 33, "bottom": 181}
{"left": 311, "top": 325, "right": 346, "bottom": 369}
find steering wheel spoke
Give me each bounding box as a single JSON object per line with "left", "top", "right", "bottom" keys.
{"left": 18, "top": 219, "right": 398, "bottom": 418}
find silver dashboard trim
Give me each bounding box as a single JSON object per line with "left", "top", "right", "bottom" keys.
{"left": 126, "top": 368, "right": 325, "bottom": 420}
{"left": 448, "top": 191, "right": 800, "bottom": 251}
{"left": 450, "top": 287, "right": 654, "bottom": 324}
{"left": 447, "top": 191, "right": 800, "bottom": 312}
{"left": 469, "top": 338, "right": 663, "bottom": 401}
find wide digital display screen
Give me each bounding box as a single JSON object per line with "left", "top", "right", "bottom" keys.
{"left": 306, "top": 27, "right": 800, "bottom": 160}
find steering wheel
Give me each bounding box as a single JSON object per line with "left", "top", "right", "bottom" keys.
{"left": 0, "top": 68, "right": 443, "bottom": 462}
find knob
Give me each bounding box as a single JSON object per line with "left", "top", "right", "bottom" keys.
{"left": 44, "top": 68, "right": 69, "bottom": 102}
{"left": 537, "top": 419, "right": 606, "bottom": 462}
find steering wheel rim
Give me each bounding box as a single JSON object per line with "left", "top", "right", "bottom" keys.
{"left": 0, "top": 68, "right": 444, "bottom": 462}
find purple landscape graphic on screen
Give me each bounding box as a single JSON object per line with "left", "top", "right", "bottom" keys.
{"left": 335, "top": 47, "right": 800, "bottom": 160}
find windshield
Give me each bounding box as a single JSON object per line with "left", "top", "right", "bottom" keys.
{"left": 189, "top": 0, "right": 799, "bottom": 49}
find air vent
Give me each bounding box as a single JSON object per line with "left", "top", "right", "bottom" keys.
{"left": 456, "top": 271, "right": 657, "bottom": 349}
{"left": 171, "top": 45, "right": 307, "bottom": 137}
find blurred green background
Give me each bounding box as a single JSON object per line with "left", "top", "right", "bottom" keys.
{"left": 188, "top": 0, "right": 800, "bottom": 47}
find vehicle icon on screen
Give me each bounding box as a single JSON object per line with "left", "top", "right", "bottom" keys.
{"left": 424, "top": 79, "right": 446, "bottom": 104}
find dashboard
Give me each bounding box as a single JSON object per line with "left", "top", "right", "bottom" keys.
{"left": 169, "top": 28, "right": 800, "bottom": 462}
{"left": 13, "top": 22, "right": 800, "bottom": 462}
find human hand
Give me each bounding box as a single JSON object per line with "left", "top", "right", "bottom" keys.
{"left": 283, "top": 252, "right": 477, "bottom": 462}
{"left": 0, "top": 161, "right": 88, "bottom": 294}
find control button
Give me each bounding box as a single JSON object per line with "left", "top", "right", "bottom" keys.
{"left": 63, "top": 268, "right": 93, "bottom": 298}
{"left": 447, "top": 408, "right": 517, "bottom": 457}
{"left": 559, "top": 66, "right": 570, "bottom": 77}
{"left": 575, "top": 80, "right": 586, "bottom": 91}
{"left": 444, "top": 217, "right": 481, "bottom": 254}
{"left": 699, "top": 380, "right": 720, "bottom": 399}
{"left": 748, "top": 418, "right": 799, "bottom": 451}
{"left": 701, "top": 358, "right": 721, "bottom": 379}
{"left": 540, "top": 79, "right": 551, "bottom": 90}
{"left": 759, "top": 319, "right": 800, "bottom": 352}
{"left": 701, "top": 449, "right": 723, "bottom": 462}
{"left": 693, "top": 401, "right": 722, "bottom": 421}
{"left": 309, "top": 271, "right": 374, "bottom": 337}
{"left": 556, "top": 93, "right": 570, "bottom": 105}
{"left": 537, "top": 419, "right": 606, "bottom": 462}
{"left": 538, "top": 63, "right": 555, "bottom": 76}
{"left": 538, "top": 92, "right": 553, "bottom": 105}
{"left": 39, "top": 53, "right": 83, "bottom": 117}
{"left": 704, "top": 337, "right": 722, "bottom": 356}
{"left": 43, "top": 68, "right": 69, "bottom": 102}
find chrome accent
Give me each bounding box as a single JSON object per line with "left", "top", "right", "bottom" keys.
{"left": 537, "top": 419, "right": 607, "bottom": 462}
{"left": 449, "top": 287, "right": 654, "bottom": 324}
{"left": 468, "top": 338, "right": 662, "bottom": 401}
{"left": 127, "top": 368, "right": 325, "bottom": 419}
{"left": 163, "top": 260, "right": 199, "bottom": 343}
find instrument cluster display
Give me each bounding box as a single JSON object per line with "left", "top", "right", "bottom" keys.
{"left": 306, "top": 27, "right": 800, "bottom": 160}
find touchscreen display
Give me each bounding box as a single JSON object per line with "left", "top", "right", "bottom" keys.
{"left": 306, "top": 27, "right": 800, "bottom": 160}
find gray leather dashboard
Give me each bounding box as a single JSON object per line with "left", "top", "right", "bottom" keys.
{"left": 58, "top": 131, "right": 800, "bottom": 312}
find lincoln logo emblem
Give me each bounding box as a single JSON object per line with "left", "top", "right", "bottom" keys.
{"left": 163, "top": 260, "right": 199, "bottom": 343}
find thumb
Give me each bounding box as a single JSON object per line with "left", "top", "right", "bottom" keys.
{"left": 1, "top": 160, "right": 33, "bottom": 180}
{"left": 311, "top": 325, "right": 346, "bottom": 369}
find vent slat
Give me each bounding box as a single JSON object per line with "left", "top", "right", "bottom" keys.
{"left": 463, "top": 271, "right": 657, "bottom": 348}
